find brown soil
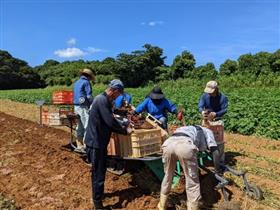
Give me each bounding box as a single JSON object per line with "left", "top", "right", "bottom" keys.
{"left": 0, "top": 99, "right": 280, "bottom": 209}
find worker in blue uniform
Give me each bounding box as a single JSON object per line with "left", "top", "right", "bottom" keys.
{"left": 114, "top": 92, "right": 132, "bottom": 110}
{"left": 134, "top": 86, "right": 177, "bottom": 130}
{"left": 84, "top": 79, "right": 132, "bottom": 210}
{"left": 73, "top": 68, "right": 95, "bottom": 153}
{"left": 198, "top": 80, "right": 228, "bottom": 166}
{"left": 198, "top": 80, "right": 228, "bottom": 120}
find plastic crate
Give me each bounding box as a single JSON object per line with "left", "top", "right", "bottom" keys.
{"left": 109, "top": 128, "right": 162, "bottom": 158}
{"left": 48, "top": 112, "right": 61, "bottom": 126}
{"left": 41, "top": 107, "right": 75, "bottom": 126}
{"left": 52, "top": 91, "right": 73, "bottom": 104}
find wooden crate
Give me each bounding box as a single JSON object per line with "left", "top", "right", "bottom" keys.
{"left": 131, "top": 129, "right": 161, "bottom": 157}
{"left": 109, "top": 128, "right": 162, "bottom": 158}
{"left": 145, "top": 115, "right": 168, "bottom": 143}
{"left": 107, "top": 134, "right": 122, "bottom": 156}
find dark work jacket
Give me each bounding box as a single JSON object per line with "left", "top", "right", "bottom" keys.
{"left": 85, "top": 92, "right": 127, "bottom": 149}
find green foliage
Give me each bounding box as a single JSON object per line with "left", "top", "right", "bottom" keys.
{"left": 0, "top": 50, "right": 45, "bottom": 89}
{"left": 95, "top": 75, "right": 115, "bottom": 84}
{"left": 113, "top": 44, "right": 166, "bottom": 87}
{"left": 219, "top": 59, "right": 238, "bottom": 75}
{"left": 1, "top": 82, "right": 279, "bottom": 140}
{"left": 171, "top": 51, "right": 196, "bottom": 79}
{"left": 187, "top": 62, "right": 217, "bottom": 80}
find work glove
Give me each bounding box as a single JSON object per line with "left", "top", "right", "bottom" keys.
{"left": 208, "top": 112, "right": 216, "bottom": 120}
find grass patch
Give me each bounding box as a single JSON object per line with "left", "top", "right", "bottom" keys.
{"left": 0, "top": 193, "right": 18, "bottom": 210}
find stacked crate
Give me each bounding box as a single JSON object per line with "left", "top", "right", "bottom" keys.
{"left": 108, "top": 127, "right": 162, "bottom": 158}
{"left": 42, "top": 107, "right": 74, "bottom": 126}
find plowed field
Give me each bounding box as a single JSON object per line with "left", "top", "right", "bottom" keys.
{"left": 0, "top": 99, "right": 280, "bottom": 210}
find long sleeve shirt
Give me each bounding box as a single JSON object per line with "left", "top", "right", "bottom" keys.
{"left": 174, "top": 126, "right": 217, "bottom": 151}
{"left": 198, "top": 93, "right": 228, "bottom": 118}
{"left": 84, "top": 92, "right": 127, "bottom": 149}
{"left": 135, "top": 97, "right": 177, "bottom": 120}
{"left": 73, "top": 76, "right": 93, "bottom": 107}
{"left": 114, "top": 93, "right": 132, "bottom": 109}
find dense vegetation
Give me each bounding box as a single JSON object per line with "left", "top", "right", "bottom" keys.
{"left": 1, "top": 45, "right": 280, "bottom": 89}
{"left": 0, "top": 81, "right": 279, "bottom": 140}
{"left": 0, "top": 51, "right": 46, "bottom": 89}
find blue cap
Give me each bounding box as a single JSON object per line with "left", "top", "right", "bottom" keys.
{"left": 108, "top": 79, "right": 124, "bottom": 91}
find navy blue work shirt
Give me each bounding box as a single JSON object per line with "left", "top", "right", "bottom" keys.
{"left": 73, "top": 75, "right": 93, "bottom": 107}
{"left": 198, "top": 93, "right": 228, "bottom": 118}
{"left": 84, "top": 92, "right": 127, "bottom": 149}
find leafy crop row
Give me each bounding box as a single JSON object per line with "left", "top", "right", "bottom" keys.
{"left": 0, "top": 82, "right": 279, "bottom": 140}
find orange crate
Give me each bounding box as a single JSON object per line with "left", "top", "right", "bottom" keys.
{"left": 42, "top": 110, "right": 49, "bottom": 125}
{"left": 52, "top": 91, "right": 73, "bottom": 104}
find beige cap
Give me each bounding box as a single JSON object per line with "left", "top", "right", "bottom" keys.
{"left": 204, "top": 80, "right": 218, "bottom": 94}
{"left": 81, "top": 68, "right": 94, "bottom": 80}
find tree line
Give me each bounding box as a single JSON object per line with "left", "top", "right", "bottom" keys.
{"left": 0, "top": 44, "right": 279, "bottom": 90}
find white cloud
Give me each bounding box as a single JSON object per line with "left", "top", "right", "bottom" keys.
{"left": 141, "top": 21, "right": 164, "bottom": 27}
{"left": 87, "top": 47, "right": 106, "bottom": 53}
{"left": 67, "top": 38, "right": 76, "bottom": 46}
{"left": 148, "top": 21, "right": 164, "bottom": 26}
{"left": 54, "top": 47, "right": 86, "bottom": 58}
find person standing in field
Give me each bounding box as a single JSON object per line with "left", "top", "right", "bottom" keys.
{"left": 73, "top": 68, "right": 95, "bottom": 153}
{"left": 134, "top": 86, "right": 178, "bottom": 130}
{"left": 198, "top": 80, "right": 228, "bottom": 165}
{"left": 84, "top": 79, "right": 132, "bottom": 210}
{"left": 157, "top": 125, "right": 220, "bottom": 210}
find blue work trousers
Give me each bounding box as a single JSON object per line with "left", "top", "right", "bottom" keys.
{"left": 86, "top": 147, "right": 108, "bottom": 204}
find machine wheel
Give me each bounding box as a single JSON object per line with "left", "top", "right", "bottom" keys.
{"left": 245, "top": 184, "right": 263, "bottom": 200}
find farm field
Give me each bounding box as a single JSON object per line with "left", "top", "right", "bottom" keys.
{"left": 0, "top": 99, "right": 280, "bottom": 209}
{"left": 0, "top": 83, "right": 280, "bottom": 139}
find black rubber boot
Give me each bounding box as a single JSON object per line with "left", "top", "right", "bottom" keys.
{"left": 94, "top": 201, "right": 107, "bottom": 210}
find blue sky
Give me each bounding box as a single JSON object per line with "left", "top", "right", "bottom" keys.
{"left": 0, "top": 0, "right": 279, "bottom": 69}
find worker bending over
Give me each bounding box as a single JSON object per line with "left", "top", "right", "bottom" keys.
{"left": 158, "top": 125, "right": 220, "bottom": 210}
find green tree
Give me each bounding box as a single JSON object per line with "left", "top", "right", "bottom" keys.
{"left": 171, "top": 51, "right": 196, "bottom": 79}
{"left": 269, "top": 49, "right": 280, "bottom": 73}
{"left": 0, "top": 50, "right": 45, "bottom": 89}
{"left": 114, "top": 44, "right": 166, "bottom": 87}
{"left": 192, "top": 62, "right": 217, "bottom": 80}
{"left": 219, "top": 59, "right": 238, "bottom": 75}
